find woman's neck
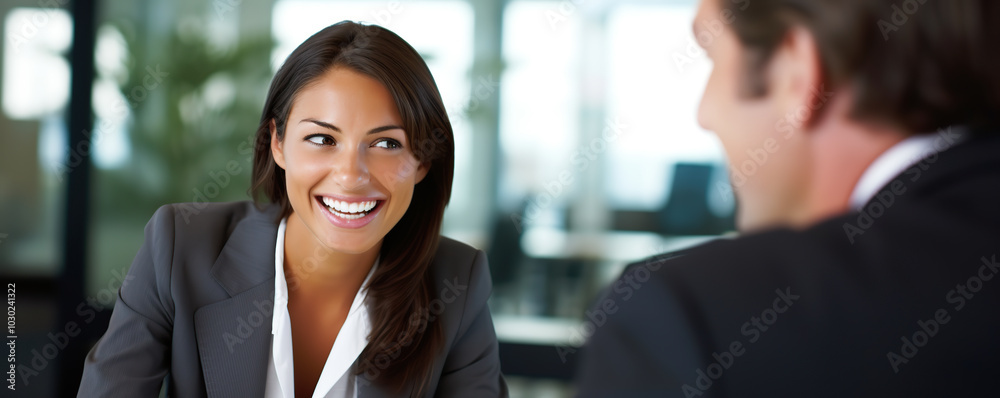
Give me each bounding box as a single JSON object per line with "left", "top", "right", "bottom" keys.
{"left": 282, "top": 213, "right": 379, "bottom": 302}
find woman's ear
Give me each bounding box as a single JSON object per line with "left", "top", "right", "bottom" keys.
{"left": 270, "top": 119, "right": 286, "bottom": 170}
{"left": 415, "top": 162, "right": 430, "bottom": 184}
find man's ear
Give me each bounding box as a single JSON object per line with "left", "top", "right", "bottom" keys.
{"left": 415, "top": 162, "right": 430, "bottom": 184}
{"left": 766, "top": 26, "right": 826, "bottom": 128}
{"left": 270, "top": 119, "right": 286, "bottom": 170}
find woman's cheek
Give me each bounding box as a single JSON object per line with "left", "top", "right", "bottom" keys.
{"left": 373, "top": 153, "right": 419, "bottom": 183}
{"left": 393, "top": 156, "right": 423, "bottom": 183}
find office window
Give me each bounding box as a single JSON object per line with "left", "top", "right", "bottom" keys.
{"left": 0, "top": 7, "right": 72, "bottom": 276}
{"left": 499, "top": 1, "right": 582, "bottom": 222}
{"left": 605, "top": 4, "right": 725, "bottom": 209}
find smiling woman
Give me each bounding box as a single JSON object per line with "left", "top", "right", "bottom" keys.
{"left": 269, "top": 67, "right": 426, "bottom": 255}
{"left": 78, "top": 21, "right": 508, "bottom": 398}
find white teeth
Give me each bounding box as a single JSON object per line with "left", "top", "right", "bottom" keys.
{"left": 319, "top": 197, "right": 378, "bottom": 217}
{"left": 333, "top": 211, "right": 364, "bottom": 220}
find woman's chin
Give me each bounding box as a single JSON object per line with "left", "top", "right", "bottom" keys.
{"left": 321, "top": 235, "right": 380, "bottom": 256}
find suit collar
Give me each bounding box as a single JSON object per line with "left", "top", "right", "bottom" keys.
{"left": 195, "top": 281, "right": 275, "bottom": 398}
{"left": 210, "top": 203, "right": 282, "bottom": 297}
{"left": 850, "top": 128, "right": 967, "bottom": 210}
{"left": 862, "top": 127, "right": 1000, "bottom": 208}
{"left": 195, "top": 203, "right": 281, "bottom": 398}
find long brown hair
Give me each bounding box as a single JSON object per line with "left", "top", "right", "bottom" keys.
{"left": 249, "top": 21, "right": 454, "bottom": 394}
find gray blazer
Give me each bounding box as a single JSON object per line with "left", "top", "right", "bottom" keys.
{"left": 77, "top": 201, "right": 508, "bottom": 397}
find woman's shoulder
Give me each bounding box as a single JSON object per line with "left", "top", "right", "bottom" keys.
{"left": 427, "top": 237, "right": 493, "bottom": 328}
{"left": 431, "top": 236, "right": 481, "bottom": 263}
{"left": 428, "top": 237, "right": 488, "bottom": 283}
{"left": 156, "top": 200, "right": 280, "bottom": 230}
{"left": 131, "top": 200, "right": 280, "bottom": 298}
{"left": 145, "top": 200, "right": 279, "bottom": 236}
{"left": 142, "top": 200, "right": 281, "bottom": 259}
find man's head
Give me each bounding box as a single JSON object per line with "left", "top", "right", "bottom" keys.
{"left": 694, "top": 0, "right": 1000, "bottom": 231}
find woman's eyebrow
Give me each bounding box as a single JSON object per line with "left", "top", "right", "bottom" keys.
{"left": 300, "top": 118, "right": 402, "bottom": 135}
{"left": 366, "top": 125, "right": 404, "bottom": 135}
{"left": 300, "top": 118, "right": 340, "bottom": 132}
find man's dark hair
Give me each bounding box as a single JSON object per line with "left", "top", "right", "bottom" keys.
{"left": 725, "top": 0, "right": 1000, "bottom": 132}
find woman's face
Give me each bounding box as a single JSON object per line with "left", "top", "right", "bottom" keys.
{"left": 271, "top": 67, "right": 428, "bottom": 255}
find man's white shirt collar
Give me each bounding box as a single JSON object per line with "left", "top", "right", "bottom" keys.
{"left": 265, "top": 217, "right": 378, "bottom": 398}
{"left": 849, "top": 127, "right": 965, "bottom": 210}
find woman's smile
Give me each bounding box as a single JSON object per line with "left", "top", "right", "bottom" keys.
{"left": 314, "top": 195, "right": 386, "bottom": 228}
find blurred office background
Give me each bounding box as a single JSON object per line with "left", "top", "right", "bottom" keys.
{"left": 0, "top": 0, "right": 735, "bottom": 396}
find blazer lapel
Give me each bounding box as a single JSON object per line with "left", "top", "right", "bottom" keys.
{"left": 195, "top": 282, "right": 275, "bottom": 398}
{"left": 194, "top": 207, "right": 280, "bottom": 398}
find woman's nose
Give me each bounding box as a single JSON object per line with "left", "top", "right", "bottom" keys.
{"left": 332, "top": 149, "right": 370, "bottom": 190}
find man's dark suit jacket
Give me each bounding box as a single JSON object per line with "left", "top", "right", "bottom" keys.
{"left": 576, "top": 130, "right": 1000, "bottom": 397}
{"left": 77, "top": 201, "right": 508, "bottom": 397}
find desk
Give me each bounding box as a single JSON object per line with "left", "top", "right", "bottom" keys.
{"left": 521, "top": 227, "right": 722, "bottom": 263}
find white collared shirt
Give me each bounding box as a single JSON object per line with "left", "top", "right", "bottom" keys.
{"left": 849, "top": 128, "right": 965, "bottom": 210}
{"left": 265, "top": 217, "right": 377, "bottom": 398}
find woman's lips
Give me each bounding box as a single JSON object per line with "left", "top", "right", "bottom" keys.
{"left": 315, "top": 196, "right": 384, "bottom": 228}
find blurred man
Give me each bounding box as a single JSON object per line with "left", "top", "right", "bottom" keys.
{"left": 576, "top": 0, "right": 1000, "bottom": 396}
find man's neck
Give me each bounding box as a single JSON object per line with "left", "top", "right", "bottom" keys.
{"left": 795, "top": 117, "right": 909, "bottom": 228}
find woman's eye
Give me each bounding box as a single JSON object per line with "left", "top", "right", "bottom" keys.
{"left": 372, "top": 138, "right": 402, "bottom": 149}
{"left": 306, "top": 135, "right": 335, "bottom": 146}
